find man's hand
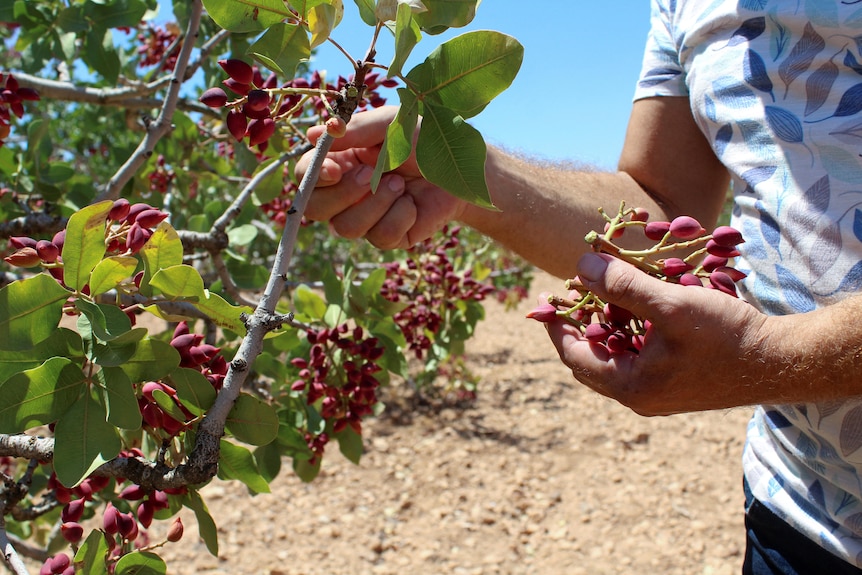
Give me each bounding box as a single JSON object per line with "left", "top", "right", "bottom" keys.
{"left": 545, "top": 252, "right": 771, "bottom": 416}
{"left": 296, "top": 106, "right": 467, "bottom": 249}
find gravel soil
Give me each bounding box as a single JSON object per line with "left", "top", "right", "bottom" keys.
{"left": 147, "top": 270, "right": 752, "bottom": 575}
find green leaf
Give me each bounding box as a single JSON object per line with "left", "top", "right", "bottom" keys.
{"left": 406, "top": 30, "right": 523, "bottom": 119}
{"left": 227, "top": 223, "right": 258, "bottom": 247}
{"left": 253, "top": 441, "right": 282, "bottom": 482}
{"left": 293, "top": 284, "right": 327, "bottom": 321}
{"left": 0, "top": 357, "right": 85, "bottom": 433}
{"left": 416, "top": 101, "right": 492, "bottom": 208}
{"left": 226, "top": 393, "right": 279, "bottom": 446}
{"left": 57, "top": 5, "right": 89, "bottom": 33}
{"left": 352, "top": 0, "right": 376, "bottom": 25}
{"left": 82, "top": 27, "right": 120, "bottom": 88}
{"left": 62, "top": 200, "right": 113, "bottom": 292}
{"left": 247, "top": 21, "right": 311, "bottom": 77}
{"left": 139, "top": 221, "right": 184, "bottom": 297}
{"left": 201, "top": 0, "right": 289, "bottom": 33}
{"left": 168, "top": 368, "right": 217, "bottom": 416}
{"left": 0, "top": 274, "right": 70, "bottom": 351}
{"left": 39, "top": 162, "right": 75, "bottom": 185}
{"left": 117, "top": 338, "right": 180, "bottom": 384}
{"left": 151, "top": 388, "right": 187, "bottom": 423}
{"left": 0, "top": 328, "right": 84, "bottom": 385}
{"left": 225, "top": 259, "right": 269, "bottom": 290}
{"left": 149, "top": 264, "right": 204, "bottom": 300}
{"left": 413, "top": 0, "right": 478, "bottom": 33}
{"left": 94, "top": 366, "right": 142, "bottom": 430}
{"left": 184, "top": 489, "right": 218, "bottom": 556}
{"left": 293, "top": 455, "right": 321, "bottom": 482}
{"left": 307, "top": 1, "right": 343, "bottom": 48}
{"left": 89, "top": 256, "right": 139, "bottom": 296}
{"left": 218, "top": 440, "right": 271, "bottom": 493}
{"left": 372, "top": 88, "right": 419, "bottom": 191}
{"left": 150, "top": 265, "right": 251, "bottom": 333}
{"left": 335, "top": 426, "right": 363, "bottom": 464}
{"left": 75, "top": 299, "right": 139, "bottom": 343}
{"left": 115, "top": 551, "right": 167, "bottom": 575}
{"left": 75, "top": 529, "right": 111, "bottom": 575}
{"left": 388, "top": 2, "right": 422, "bottom": 77}
{"left": 54, "top": 390, "right": 122, "bottom": 487}
{"left": 83, "top": 0, "right": 149, "bottom": 29}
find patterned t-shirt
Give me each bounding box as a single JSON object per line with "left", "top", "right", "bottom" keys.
{"left": 635, "top": 0, "right": 862, "bottom": 565}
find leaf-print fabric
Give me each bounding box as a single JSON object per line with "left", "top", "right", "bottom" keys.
{"left": 638, "top": 0, "right": 862, "bottom": 566}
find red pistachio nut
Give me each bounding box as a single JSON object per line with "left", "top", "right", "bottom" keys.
{"left": 709, "top": 270, "right": 738, "bottom": 297}
{"left": 167, "top": 517, "right": 184, "bottom": 542}
{"left": 661, "top": 257, "right": 693, "bottom": 277}
{"left": 525, "top": 302, "right": 558, "bottom": 323}
{"left": 4, "top": 247, "right": 40, "bottom": 267}
{"left": 669, "top": 215, "right": 706, "bottom": 240}
{"left": 218, "top": 59, "right": 254, "bottom": 84}
{"left": 226, "top": 109, "right": 248, "bottom": 141}
{"left": 711, "top": 225, "right": 745, "bottom": 247}
{"left": 584, "top": 322, "right": 614, "bottom": 343}
{"left": 644, "top": 220, "right": 671, "bottom": 241}
{"left": 200, "top": 87, "right": 228, "bottom": 108}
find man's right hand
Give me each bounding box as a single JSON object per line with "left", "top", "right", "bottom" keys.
{"left": 296, "top": 106, "right": 468, "bottom": 250}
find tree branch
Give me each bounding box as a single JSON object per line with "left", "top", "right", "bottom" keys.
{"left": 0, "top": 517, "right": 29, "bottom": 575}
{"left": 96, "top": 0, "right": 204, "bottom": 202}
{"left": 14, "top": 72, "right": 218, "bottom": 119}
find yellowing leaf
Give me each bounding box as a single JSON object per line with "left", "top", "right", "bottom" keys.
{"left": 307, "top": 0, "right": 343, "bottom": 48}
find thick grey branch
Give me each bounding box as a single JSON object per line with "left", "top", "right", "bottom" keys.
{"left": 0, "top": 213, "right": 64, "bottom": 241}
{"left": 15, "top": 72, "right": 217, "bottom": 119}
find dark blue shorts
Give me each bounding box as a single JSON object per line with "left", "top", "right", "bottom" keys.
{"left": 743, "top": 480, "right": 862, "bottom": 575}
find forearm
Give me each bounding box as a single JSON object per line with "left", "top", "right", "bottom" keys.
{"left": 459, "top": 148, "right": 665, "bottom": 278}
{"left": 756, "top": 295, "right": 862, "bottom": 404}
{"left": 459, "top": 97, "right": 731, "bottom": 279}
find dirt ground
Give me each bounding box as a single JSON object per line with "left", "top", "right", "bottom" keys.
{"left": 147, "top": 270, "right": 752, "bottom": 575}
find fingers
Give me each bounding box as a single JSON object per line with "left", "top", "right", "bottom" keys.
{"left": 328, "top": 174, "right": 410, "bottom": 243}
{"left": 576, "top": 252, "right": 677, "bottom": 320}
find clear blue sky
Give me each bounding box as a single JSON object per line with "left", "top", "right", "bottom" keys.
{"left": 311, "top": 2, "right": 652, "bottom": 169}
{"left": 159, "top": 1, "right": 651, "bottom": 170}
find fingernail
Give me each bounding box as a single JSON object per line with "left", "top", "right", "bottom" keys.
{"left": 354, "top": 166, "right": 373, "bottom": 186}
{"left": 387, "top": 175, "right": 404, "bottom": 193}
{"left": 578, "top": 253, "right": 609, "bottom": 282}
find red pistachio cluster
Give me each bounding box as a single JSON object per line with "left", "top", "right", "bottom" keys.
{"left": 147, "top": 154, "right": 176, "bottom": 195}
{"left": 138, "top": 321, "right": 227, "bottom": 436}
{"left": 39, "top": 553, "right": 73, "bottom": 575}
{"left": 199, "top": 61, "right": 397, "bottom": 152}
{"left": 3, "top": 200, "right": 170, "bottom": 292}
{"left": 44, "top": 457, "right": 186, "bottom": 574}
{"left": 290, "top": 323, "right": 385, "bottom": 463}
{"left": 381, "top": 226, "right": 495, "bottom": 359}
{"left": 0, "top": 72, "right": 39, "bottom": 146}
{"left": 526, "top": 205, "right": 747, "bottom": 356}
{"left": 136, "top": 23, "right": 181, "bottom": 70}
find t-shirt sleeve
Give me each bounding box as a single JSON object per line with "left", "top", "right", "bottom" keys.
{"left": 634, "top": 0, "right": 688, "bottom": 101}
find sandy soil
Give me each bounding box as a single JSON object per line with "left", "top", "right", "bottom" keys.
{"left": 145, "top": 270, "right": 752, "bottom": 575}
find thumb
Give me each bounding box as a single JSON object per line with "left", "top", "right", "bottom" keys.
{"left": 576, "top": 252, "right": 675, "bottom": 319}
{"left": 307, "top": 106, "right": 396, "bottom": 152}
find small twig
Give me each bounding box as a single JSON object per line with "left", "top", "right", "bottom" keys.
{"left": 0, "top": 516, "right": 29, "bottom": 575}
{"left": 211, "top": 252, "right": 257, "bottom": 308}
{"left": 4, "top": 533, "right": 48, "bottom": 563}
{"left": 96, "top": 0, "right": 204, "bottom": 202}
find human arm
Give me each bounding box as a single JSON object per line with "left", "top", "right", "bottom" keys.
{"left": 545, "top": 251, "right": 862, "bottom": 415}
{"left": 301, "top": 95, "right": 862, "bottom": 413}
{"left": 298, "top": 96, "right": 730, "bottom": 278}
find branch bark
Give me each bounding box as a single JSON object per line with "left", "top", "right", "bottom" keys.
{"left": 96, "top": 0, "right": 204, "bottom": 202}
